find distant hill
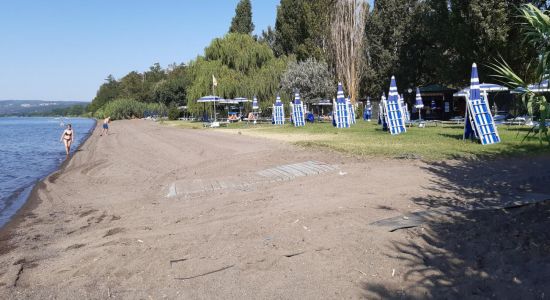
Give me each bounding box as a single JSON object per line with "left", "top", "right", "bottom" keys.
{"left": 0, "top": 100, "right": 89, "bottom": 116}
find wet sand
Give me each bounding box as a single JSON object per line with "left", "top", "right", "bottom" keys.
{"left": 1, "top": 120, "right": 549, "bottom": 299}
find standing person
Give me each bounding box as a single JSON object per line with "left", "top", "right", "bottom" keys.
{"left": 100, "top": 117, "right": 110, "bottom": 136}
{"left": 60, "top": 124, "right": 74, "bottom": 156}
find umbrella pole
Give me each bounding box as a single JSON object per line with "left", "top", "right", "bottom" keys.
{"left": 212, "top": 84, "right": 217, "bottom": 122}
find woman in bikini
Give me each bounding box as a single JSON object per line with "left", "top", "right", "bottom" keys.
{"left": 60, "top": 124, "right": 74, "bottom": 156}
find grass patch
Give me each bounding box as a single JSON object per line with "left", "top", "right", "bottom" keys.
{"left": 163, "top": 120, "right": 549, "bottom": 160}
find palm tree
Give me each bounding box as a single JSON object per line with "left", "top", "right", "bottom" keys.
{"left": 491, "top": 4, "right": 549, "bottom": 144}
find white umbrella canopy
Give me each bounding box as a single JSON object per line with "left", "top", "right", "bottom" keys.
{"left": 197, "top": 95, "right": 226, "bottom": 122}
{"left": 454, "top": 83, "right": 509, "bottom": 97}
{"left": 197, "top": 95, "right": 225, "bottom": 102}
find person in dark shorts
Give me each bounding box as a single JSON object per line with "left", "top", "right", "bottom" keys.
{"left": 100, "top": 117, "right": 110, "bottom": 136}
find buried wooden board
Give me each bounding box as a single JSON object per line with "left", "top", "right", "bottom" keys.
{"left": 370, "top": 193, "right": 550, "bottom": 232}
{"left": 166, "top": 161, "right": 336, "bottom": 198}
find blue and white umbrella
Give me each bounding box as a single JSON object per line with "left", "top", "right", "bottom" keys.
{"left": 197, "top": 95, "right": 224, "bottom": 102}
{"left": 430, "top": 99, "right": 437, "bottom": 115}
{"left": 291, "top": 91, "right": 305, "bottom": 127}
{"left": 454, "top": 83, "right": 508, "bottom": 97}
{"left": 414, "top": 87, "right": 424, "bottom": 120}
{"left": 528, "top": 79, "right": 549, "bottom": 92}
{"left": 272, "top": 94, "right": 285, "bottom": 125}
{"left": 378, "top": 93, "right": 386, "bottom": 127}
{"left": 399, "top": 94, "right": 409, "bottom": 122}
{"left": 512, "top": 79, "right": 550, "bottom": 94}
{"left": 252, "top": 96, "right": 259, "bottom": 110}
{"left": 233, "top": 97, "right": 250, "bottom": 103}
{"left": 197, "top": 95, "right": 225, "bottom": 122}
{"left": 347, "top": 97, "right": 356, "bottom": 125}
{"left": 333, "top": 83, "right": 351, "bottom": 128}
{"left": 364, "top": 97, "right": 372, "bottom": 121}
{"left": 464, "top": 63, "right": 501, "bottom": 145}
{"left": 384, "top": 76, "right": 406, "bottom": 135}
{"left": 414, "top": 88, "right": 424, "bottom": 108}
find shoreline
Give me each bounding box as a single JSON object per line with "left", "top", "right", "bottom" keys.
{"left": 0, "top": 119, "right": 97, "bottom": 255}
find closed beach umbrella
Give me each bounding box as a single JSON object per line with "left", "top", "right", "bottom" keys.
{"left": 252, "top": 96, "right": 259, "bottom": 110}
{"left": 465, "top": 63, "right": 501, "bottom": 144}
{"left": 364, "top": 97, "right": 372, "bottom": 121}
{"left": 347, "top": 97, "right": 356, "bottom": 125}
{"left": 414, "top": 88, "right": 424, "bottom": 120}
{"left": 291, "top": 91, "right": 306, "bottom": 127}
{"left": 385, "top": 76, "right": 406, "bottom": 135}
{"left": 333, "top": 82, "right": 351, "bottom": 128}
{"left": 378, "top": 93, "right": 386, "bottom": 127}
{"left": 399, "top": 94, "right": 409, "bottom": 122}
{"left": 272, "top": 94, "right": 285, "bottom": 125}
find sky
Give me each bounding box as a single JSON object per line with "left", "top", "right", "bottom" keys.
{"left": 0, "top": 0, "right": 374, "bottom": 102}
{"left": 0, "top": 0, "right": 281, "bottom": 101}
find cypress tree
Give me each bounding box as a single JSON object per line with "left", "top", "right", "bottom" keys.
{"left": 229, "top": 0, "right": 255, "bottom": 35}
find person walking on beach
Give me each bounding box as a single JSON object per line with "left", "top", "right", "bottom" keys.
{"left": 100, "top": 117, "right": 110, "bottom": 136}
{"left": 60, "top": 123, "right": 74, "bottom": 156}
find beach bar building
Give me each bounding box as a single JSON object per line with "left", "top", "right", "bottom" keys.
{"left": 414, "top": 84, "right": 457, "bottom": 120}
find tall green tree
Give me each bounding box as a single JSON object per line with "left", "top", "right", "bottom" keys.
{"left": 229, "top": 0, "right": 254, "bottom": 34}
{"left": 186, "top": 33, "right": 288, "bottom": 115}
{"left": 362, "top": 0, "right": 539, "bottom": 98}
{"left": 89, "top": 75, "right": 121, "bottom": 113}
{"left": 152, "top": 63, "right": 189, "bottom": 106}
{"left": 274, "top": 0, "right": 334, "bottom": 61}
{"left": 363, "top": 0, "right": 415, "bottom": 97}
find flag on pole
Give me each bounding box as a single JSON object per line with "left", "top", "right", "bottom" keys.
{"left": 212, "top": 75, "right": 218, "bottom": 87}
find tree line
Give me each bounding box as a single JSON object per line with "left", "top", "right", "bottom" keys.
{"left": 88, "top": 0, "right": 549, "bottom": 118}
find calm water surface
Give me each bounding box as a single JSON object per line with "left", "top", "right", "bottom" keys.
{"left": 0, "top": 117, "right": 95, "bottom": 227}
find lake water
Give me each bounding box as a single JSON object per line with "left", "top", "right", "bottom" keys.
{"left": 0, "top": 117, "right": 96, "bottom": 228}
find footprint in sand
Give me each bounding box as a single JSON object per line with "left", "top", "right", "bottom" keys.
{"left": 65, "top": 244, "right": 86, "bottom": 251}
{"left": 103, "top": 227, "right": 125, "bottom": 238}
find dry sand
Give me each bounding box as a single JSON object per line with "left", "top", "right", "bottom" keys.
{"left": 1, "top": 120, "right": 549, "bottom": 299}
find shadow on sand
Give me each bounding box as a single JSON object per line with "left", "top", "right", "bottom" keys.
{"left": 363, "top": 156, "right": 550, "bottom": 299}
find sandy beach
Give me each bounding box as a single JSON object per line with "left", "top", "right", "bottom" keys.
{"left": 1, "top": 120, "right": 550, "bottom": 299}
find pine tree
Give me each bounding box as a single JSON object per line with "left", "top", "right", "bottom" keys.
{"left": 229, "top": 0, "right": 255, "bottom": 35}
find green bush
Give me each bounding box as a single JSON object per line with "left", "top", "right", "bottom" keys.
{"left": 94, "top": 98, "right": 167, "bottom": 120}
{"left": 168, "top": 107, "right": 180, "bottom": 120}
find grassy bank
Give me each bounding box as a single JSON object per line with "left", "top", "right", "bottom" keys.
{"left": 164, "top": 120, "right": 548, "bottom": 160}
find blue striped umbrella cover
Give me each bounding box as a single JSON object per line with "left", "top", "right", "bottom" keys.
{"left": 252, "top": 96, "right": 259, "bottom": 110}
{"left": 197, "top": 95, "right": 224, "bottom": 102}
{"left": 291, "top": 91, "right": 306, "bottom": 127}
{"left": 385, "top": 76, "right": 406, "bottom": 135}
{"left": 347, "top": 97, "right": 356, "bottom": 125}
{"left": 272, "top": 94, "right": 285, "bottom": 125}
{"left": 364, "top": 97, "right": 372, "bottom": 121}
{"left": 378, "top": 93, "right": 386, "bottom": 127}
{"left": 414, "top": 88, "right": 424, "bottom": 108}
{"left": 465, "top": 63, "right": 501, "bottom": 145}
{"left": 399, "top": 94, "right": 410, "bottom": 122}
{"left": 333, "top": 83, "right": 351, "bottom": 128}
